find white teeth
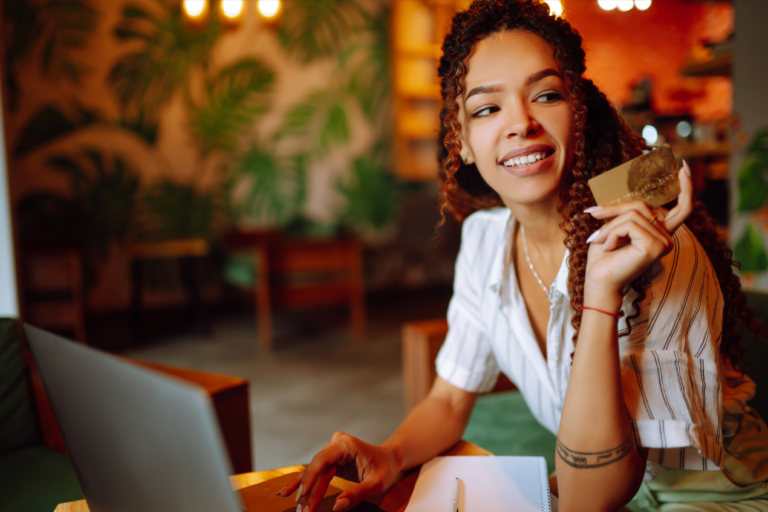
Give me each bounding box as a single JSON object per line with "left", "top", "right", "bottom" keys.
{"left": 502, "top": 152, "right": 548, "bottom": 167}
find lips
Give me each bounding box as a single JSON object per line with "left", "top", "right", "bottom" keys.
{"left": 497, "top": 144, "right": 555, "bottom": 177}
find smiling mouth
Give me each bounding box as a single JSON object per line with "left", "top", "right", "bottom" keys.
{"left": 501, "top": 150, "right": 554, "bottom": 168}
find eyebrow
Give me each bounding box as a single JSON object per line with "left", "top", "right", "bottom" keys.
{"left": 464, "top": 68, "right": 563, "bottom": 101}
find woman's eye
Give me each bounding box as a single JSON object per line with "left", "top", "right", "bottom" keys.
{"left": 535, "top": 92, "right": 562, "bottom": 103}
{"left": 472, "top": 106, "right": 498, "bottom": 118}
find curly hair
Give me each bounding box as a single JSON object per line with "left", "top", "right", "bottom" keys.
{"left": 436, "top": 0, "right": 765, "bottom": 366}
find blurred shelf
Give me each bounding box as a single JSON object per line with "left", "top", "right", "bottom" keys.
{"left": 396, "top": 84, "right": 442, "bottom": 100}
{"left": 681, "top": 52, "right": 732, "bottom": 77}
{"left": 670, "top": 141, "right": 730, "bottom": 159}
{"left": 396, "top": 163, "right": 439, "bottom": 182}
{"left": 396, "top": 44, "right": 442, "bottom": 59}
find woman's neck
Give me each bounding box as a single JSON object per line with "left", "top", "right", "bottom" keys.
{"left": 505, "top": 194, "right": 565, "bottom": 264}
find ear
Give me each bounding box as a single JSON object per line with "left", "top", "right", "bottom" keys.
{"left": 459, "top": 131, "right": 475, "bottom": 165}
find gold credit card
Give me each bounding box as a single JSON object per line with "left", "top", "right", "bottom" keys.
{"left": 587, "top": 145, "right": 681, "bottom": 208}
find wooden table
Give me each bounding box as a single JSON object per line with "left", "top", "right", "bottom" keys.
{"left": 54, "top": 440, "right": 490, "bottom": 512}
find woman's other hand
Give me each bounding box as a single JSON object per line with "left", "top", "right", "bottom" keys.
{"left": 277, "top": 431, "right": 399, "bottom": 512}
{"left": 583, "top": 161, "right": 694, "bottom": 300}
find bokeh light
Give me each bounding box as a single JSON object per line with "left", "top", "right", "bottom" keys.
{"left": 676, "top": 121, "right": 692, "bottom": 138}
{"left": 617, "top": 0, "right": 634, "bottom": 12}
{"left": 258, "top": 0, "right": 281, "bottom": 18}
{"left": 642, "top": 125, "right": 658, "bottom": 145}
{"left": 635, "top": 0, "right": 652, "bottom": 10}
{"left": 598, "top": 0, "right": 618, "bottom": 10}
{"left": 183, "top": 0, "right": 206, "bottom": 18}
{"left": 221, "top": 0, "right": 243, "bottom": 18}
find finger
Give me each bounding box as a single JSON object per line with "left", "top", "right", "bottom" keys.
{"left": 304, "top": 466, "right": 337, "bottom": 512}
{"left": 598, "top": 219, "right": 669, "bottom": 256}
{"left": 591, "top": 210, "right": 671, "bottom": 249}
{"left": 585, "top": 200, "right": 654, "bottom": 222}
{"left": 298, "top": 442, "right": 348, "bottom": 503}
{"left": 278, "top": 474, "right": 304, "bottom": 498}
{"left": 333, "top": 479, "right": 385, "bottom": 512}
{"left": 660, "top": 162, "right": 694, "bottom": 235}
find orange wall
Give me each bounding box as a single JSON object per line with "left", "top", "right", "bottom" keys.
{"left": 565, "top": 0, "right": 733, "bottom": 121}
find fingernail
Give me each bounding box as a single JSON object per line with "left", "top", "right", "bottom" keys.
{"left": 277, "top": 487, "right": 285, "bottom": 496}
{"left": 586, "top": 230, "right": 600, "bottom": 244}
{"left": 296, "top": 506, "right": 301, "bottom": 512}
{"left": 295, "top": 484, "right": 303, "bottom": 502}
{"left": 334, "top": 498, "right": 350, "bottom": 512}
{"left": 304, "top": 506, "right": 309, "bottom": 512}
{"left": 583, "top": 206, "right": 602, "bottom": 214}
{"left": 683, "top": 160, "right": 691, "bottom": 177}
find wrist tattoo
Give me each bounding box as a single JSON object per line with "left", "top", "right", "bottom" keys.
{"left": 556, "top": 435, "right": 634, "bottom": 469}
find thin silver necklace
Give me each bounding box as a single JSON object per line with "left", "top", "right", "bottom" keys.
{"left": 521, "top": 225, "right": 550, "bottom": 295}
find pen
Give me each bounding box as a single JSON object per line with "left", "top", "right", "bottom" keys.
{"left": 448, "top": 477, "right": 460, "bottom": 512}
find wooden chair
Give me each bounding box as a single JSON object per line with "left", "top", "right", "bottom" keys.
{"left": 402, "top": 319, "right": 516, "bottom": 411}
{"left": 21, "top": 248, "right": 87, "bottom": 344}
{"left": 254, "top": 237, "right": 365, "bottom": 351}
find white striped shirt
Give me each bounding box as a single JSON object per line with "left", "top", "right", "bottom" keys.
{"left": 436, "top": 207, "right": 755, "bottom": 474}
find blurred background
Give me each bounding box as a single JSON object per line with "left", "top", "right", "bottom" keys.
{"left": 1, "top": 0, "right": 767, "bottom": 474}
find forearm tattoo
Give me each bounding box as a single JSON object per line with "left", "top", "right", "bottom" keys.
{"left": 556, "top": 435, "right": 634, "bottom": 469}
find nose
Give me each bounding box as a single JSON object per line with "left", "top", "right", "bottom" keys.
{"left": 504, "top": 100, "right": 540, "bottom": 139}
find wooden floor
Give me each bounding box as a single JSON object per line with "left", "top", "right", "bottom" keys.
{"left": 121, "top": 288, "right": 452, "bottom": 471}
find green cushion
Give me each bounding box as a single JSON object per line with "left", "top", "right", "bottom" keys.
{"left": 0, "top": 446, "right": 83, "bottom": 512}
{"left": 464, "top": 391, "right": 557, "bottom": 471}
{"left": 0, "top": 318, "right": 40, "bottom": 456}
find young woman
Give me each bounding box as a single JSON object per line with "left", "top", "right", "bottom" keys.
{"left": 278, "top": 1, "right": 768, "bottom": 510}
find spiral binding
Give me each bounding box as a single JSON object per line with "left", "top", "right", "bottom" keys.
{"left": 540, "top": 457, "right": 552, "bottom": 511}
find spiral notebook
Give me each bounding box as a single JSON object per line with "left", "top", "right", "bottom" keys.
{"left": 404, "top": 456, "right": 551, "bottom": 512}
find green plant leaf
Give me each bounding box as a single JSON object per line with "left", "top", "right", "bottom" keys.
{"left": 734, "top": 223, "right": 768, "bottom": 273}
{"left": 135, "top": 180, "right": 226, "bottom": 241}
{"left": 276, "top": 89, "right": 351, "bottom": 156}
{"left": 738, "top": 156, "right": 768, "bottom": 212}
{"left": 38, "top": 0, "right": 99, "bottom": 81}
{"left": 277, "top": 0, "right": 366, "bottom": 64}
{"left": 747, "top": 127, "right": 768, "bottom": 157}
{"left": 337, "top": 155, "right": 397, "bottom": 234}
{"left": 232, "top": 144, "right": 305, "bottom": 225}
{"left": 188, "top": 59, "right": 275, "bottom": 155}
{"left": 110, "top": 4, "right": 220, "bottom": 111}
{"left": 13, "top": 103, "right": 102, "bottom": 156}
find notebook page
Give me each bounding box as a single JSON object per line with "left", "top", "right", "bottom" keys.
{"left": 404, "top": 456, "right": 550, "bottom": 512}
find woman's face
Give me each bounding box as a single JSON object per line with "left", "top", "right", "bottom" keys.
{"left": 459, "top": 30, "right": 574, "bottom": 208}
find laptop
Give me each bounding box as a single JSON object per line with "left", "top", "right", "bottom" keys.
{"left": 24, "top": 324, "right": 244, "bottom": 512}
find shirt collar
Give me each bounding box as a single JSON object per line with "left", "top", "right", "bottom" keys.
{"left": 488, "top": 210, "right": 571, "bottom": 300}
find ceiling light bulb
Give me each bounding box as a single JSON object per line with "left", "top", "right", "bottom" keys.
{"left": 676, "top": 121, "right": 692, "bottom": 138}
{"left": 642, "top": 125, "right": 658, "bottom": 145}
{"left": 258, "top": 0, "right": 280, "bottom": 18}
{"left": 222, "top": 0, "right": 243, "bottom": 18}
{"left": 617, "top": 0, "right": 634, "bottom": 11}
{"left": 183, "top": 0, "right": 206, "bottom": 17}
{"left": 543, "top": 0, "right": 563, "bottom": 17}
{"left": 598, "top": 0, "right": 618, "bottom": 10}
{"left": 635, "top": 0, "right": 652, "bottom": 10}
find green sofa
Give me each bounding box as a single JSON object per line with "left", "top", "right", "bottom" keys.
{"left": 0, "top": 318, "right": 83, "bottom": 512}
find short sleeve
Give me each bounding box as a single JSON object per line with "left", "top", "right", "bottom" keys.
{"left": 435, "top": 214, "right": 501, "bottom": 393}
{"left": 618, "top": 225, "right": 726, "bottom": 470}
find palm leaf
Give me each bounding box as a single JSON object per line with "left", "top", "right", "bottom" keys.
{"left": 136, "top": 180, "right": 225, "bottom": 240}
{"left": 275, "top": 89, "right": 351, "bottom": 156}
{"left": 277, "top": 0, "right": 366, "bottom": 64}
{"left": 189, "top": 59, "right": 275, "bottom": 155}
{"left": 337, "top": 154, "right": 397, "bottom": 234}
{"left": 110, "top": 3, "right": 220, "bottom": 111}
{"left": 13, "top": 103, "right": 102, "bottom": 156}
{"left": 232, "top": 144, "right": 306, "bottom": 225}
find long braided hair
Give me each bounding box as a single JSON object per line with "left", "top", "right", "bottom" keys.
{"left": 437, "top": 0, "right": 765, "bottom": 366}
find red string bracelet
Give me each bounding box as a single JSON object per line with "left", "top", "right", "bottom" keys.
{"left": 580, "top": 305, "right": 625, "bottom": 319}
